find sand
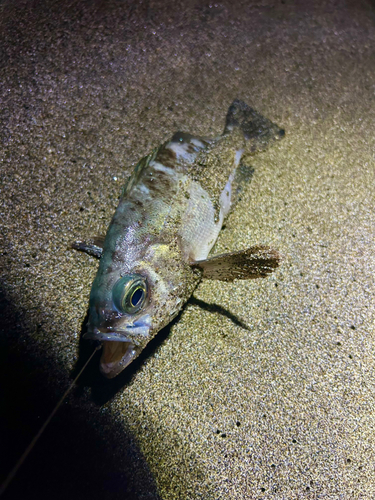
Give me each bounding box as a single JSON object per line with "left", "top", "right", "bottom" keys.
{"left": 1, "top": 0, "right": 374, "bottom": 498}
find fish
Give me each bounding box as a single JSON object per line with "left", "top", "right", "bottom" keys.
{"left": 73, "top": 99, "right": 285, "bottom": 378}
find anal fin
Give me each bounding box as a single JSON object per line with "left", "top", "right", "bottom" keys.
{"left": 230, "top": 162, "right": 255, "bottom": 210}
{"left": 191, "top": 245, "right": 281, "bottom": 281}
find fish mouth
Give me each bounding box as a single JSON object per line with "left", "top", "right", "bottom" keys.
{"left": 100, "top": 341, "right": 137, "bottom": 378}
{"left": 83, "top": 314, "right": 152, "bottom": 342}
{"left": 83, "top": 314, "right": 151, "bottom": 378}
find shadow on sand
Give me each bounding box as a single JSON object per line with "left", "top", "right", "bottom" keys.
{"left": 0, "top": 291, "right": 161, "bottom": 500}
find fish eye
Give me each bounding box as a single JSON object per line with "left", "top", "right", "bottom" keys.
{"left": 112, "top": 274, "right": 148, "bottom": 314}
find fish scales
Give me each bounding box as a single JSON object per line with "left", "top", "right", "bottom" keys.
{"left": 74, "top": 100, "right": 284, "bottom": 378}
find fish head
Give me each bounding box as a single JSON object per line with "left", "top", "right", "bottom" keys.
{"left": 84, "top": 270, "right": 154, "bottom": 377}
{"left": 84, "top": 246, "right": 199, "bottom": 378}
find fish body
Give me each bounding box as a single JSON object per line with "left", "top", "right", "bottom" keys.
{"left": 76, "top": 100, "right": 284, "bottom": 378}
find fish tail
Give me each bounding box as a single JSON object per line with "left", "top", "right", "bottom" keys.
{"left": 224, "top": 99, "right": 285, "bottom": 151}
{"left": 223, "top": 99, "right": 285, "bottom": 210}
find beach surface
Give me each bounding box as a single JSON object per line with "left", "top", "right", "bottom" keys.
{"left": 1, "top": 1, "right": 374, "bottom": 498}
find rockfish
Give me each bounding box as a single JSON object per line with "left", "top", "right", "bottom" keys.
{"left": 73, "top": 100, "right": 284, "bottom": 378}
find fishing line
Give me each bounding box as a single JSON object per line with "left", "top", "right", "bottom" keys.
{"left": 0, "top": 345, "right": 101, "bottom": 498}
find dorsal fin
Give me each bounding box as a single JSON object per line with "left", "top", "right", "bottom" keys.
{"left": 71, "top": 235, "right": 105, "bottom": 258}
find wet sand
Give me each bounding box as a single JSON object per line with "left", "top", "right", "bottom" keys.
{"left": 1, "top": 0, "right": 375, "bottom": 498}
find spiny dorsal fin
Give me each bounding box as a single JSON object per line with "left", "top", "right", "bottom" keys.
{"left": 71, "top": 235, "right": 105, "bottom": 258}
{"left": 191, "top": 245, "right": 281, "bottom": 281}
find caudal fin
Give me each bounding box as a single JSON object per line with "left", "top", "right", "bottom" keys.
{"left": 224, "top": 99, "right": 285, "bottom": 152}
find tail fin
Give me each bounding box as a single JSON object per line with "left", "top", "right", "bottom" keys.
{"left": 224, "top": 99, "right": 285, "bottom": 151}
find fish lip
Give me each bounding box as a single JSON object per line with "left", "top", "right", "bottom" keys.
{"left": 84, "top": 314, "right": 151, "bottom": 342}
{"left": 84, "top": 329, "right": 132, "bottom": 342}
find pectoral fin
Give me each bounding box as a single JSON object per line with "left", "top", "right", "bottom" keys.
{"left": 191, "top": 245, "right": 281, "bottom": 281}
{"left": 71, "top": 235, "right": 105, "bottom": 258}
